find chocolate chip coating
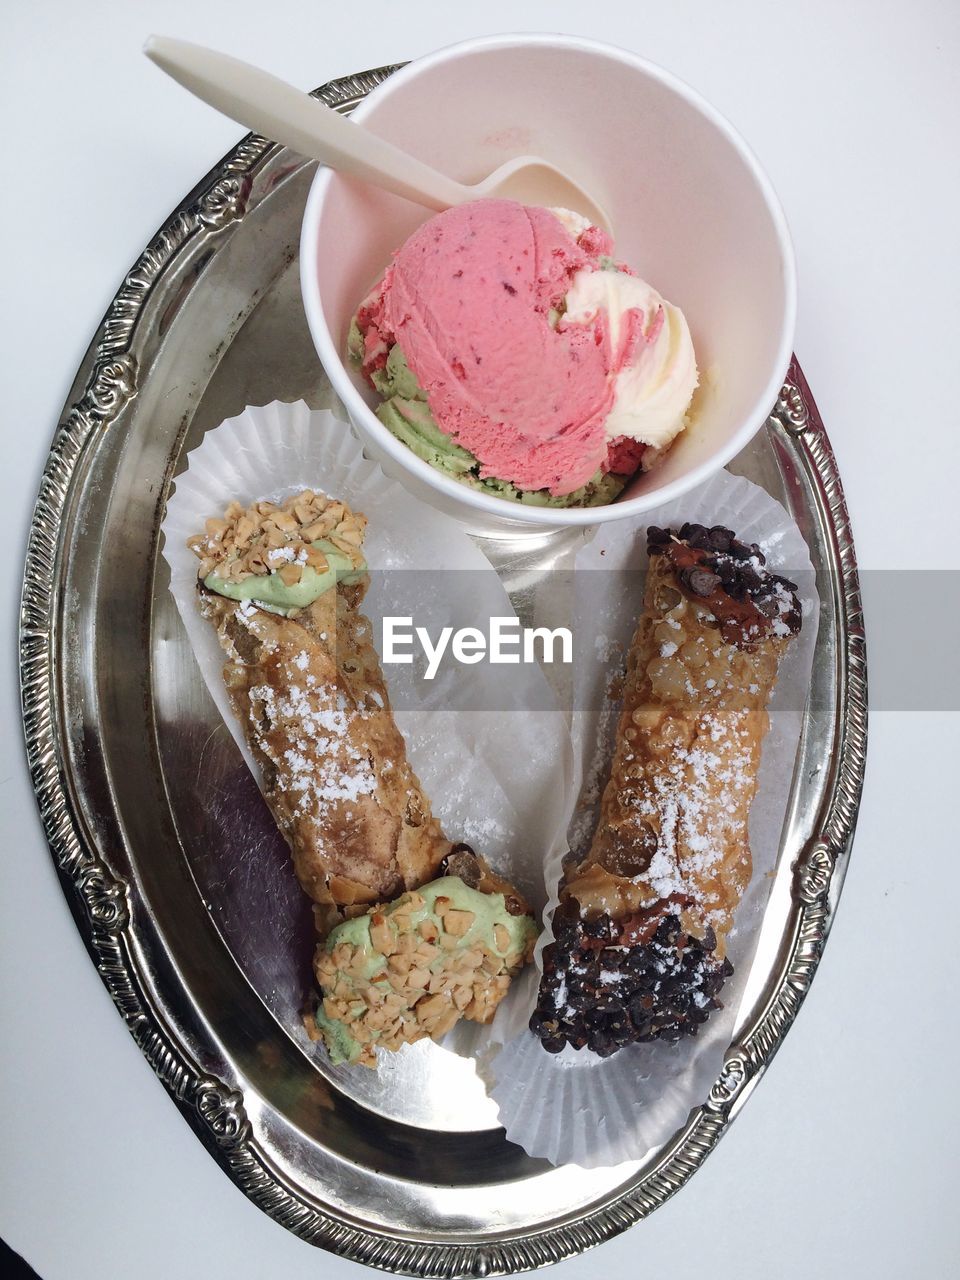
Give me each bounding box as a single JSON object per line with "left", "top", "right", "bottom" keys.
{"left": 685, "top": 567, "right": 723, "bottom": 597}
{"left": 439, "top": 844, "right": 483, "bottom": 889}
{"left": 530, "top": 909, "right": 733, "bottom": 1055}
{"left": 646, "top": 522, "right": 802, "bottom": 645}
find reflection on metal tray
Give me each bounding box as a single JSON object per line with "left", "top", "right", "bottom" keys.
{"left": 20, "top": 65, "right": 866, "bottom": 1276}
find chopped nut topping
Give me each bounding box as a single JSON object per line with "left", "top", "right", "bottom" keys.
{"left": 407, "top": 966, "right": 430, "bottom": 990}
{"left": 441, "top": 908, "right": 475, "bottom": 937}
{"left": 370, "top": 916, "right": 392, "bottom": 954}
{"left": 314, "top": 887, "right": 536, "bottom": 1068}
{"left": 397, "top": 932, "right": 418, "bottom": 956}
{"left": 188, "top": 489, "right": 367, "bottom": 584}
{"left": 415, "top": 992, "right": 449, "bottom": 1024}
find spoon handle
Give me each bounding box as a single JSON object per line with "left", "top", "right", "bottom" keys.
{"left": 144, "top": 36, "right": 467, "bottom": 211}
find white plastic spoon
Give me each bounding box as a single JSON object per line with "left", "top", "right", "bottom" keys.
{"left": 144, "top": 36, "right": 611, "bottom": 231}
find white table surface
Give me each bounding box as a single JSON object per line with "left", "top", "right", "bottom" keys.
{"left": 3, "top": 1, "right": 958, "bottom": 1277}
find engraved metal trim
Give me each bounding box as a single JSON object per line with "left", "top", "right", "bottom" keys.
{"left": 771, "top": 376, "right": 811, "bottom": 436}
{"left": 20, "top": 66, "right": 866, "bottom": 1276}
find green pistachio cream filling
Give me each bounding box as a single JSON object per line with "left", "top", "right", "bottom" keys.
{"left": 315, "top": 876, "right": 538, "bottom": 1066}
{"left": 204, "top": 537, "right": 365, "bottom": 616}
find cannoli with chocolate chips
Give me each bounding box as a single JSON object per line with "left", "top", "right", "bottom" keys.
{"left": 531, "top": 523, "right": 801, "bottom": 1057}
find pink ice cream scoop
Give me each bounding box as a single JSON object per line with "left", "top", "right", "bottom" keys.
{"left": 355, "top": 200, "right": 696, "bottom": 497}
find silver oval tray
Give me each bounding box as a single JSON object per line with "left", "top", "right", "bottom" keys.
{"left": 20, "top": 65, "right": 866, "bottom": 1275}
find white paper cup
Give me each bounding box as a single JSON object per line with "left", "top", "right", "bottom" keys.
{"left": 300, "top": 34, "right": 797, "bottom": 535}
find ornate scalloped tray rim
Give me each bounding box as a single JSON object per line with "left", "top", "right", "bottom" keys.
{"left": 19, "top": 65, "right": 867, "bottom": 1276}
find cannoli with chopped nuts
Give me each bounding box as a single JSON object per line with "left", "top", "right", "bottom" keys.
{"left": 189, "top": 490, "right": 450, "bottom": 927}
{"left": 531, "top": 523, "right": 802, "bottom": 1057}
{"left": 313, "top": 846, "right": 537, "bottom": 1067}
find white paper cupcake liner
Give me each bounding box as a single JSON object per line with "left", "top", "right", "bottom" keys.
{"left": 485, "top": 468, "right": 819, "bottom": 1167}
{"left": 160, "top": 401, "right": 574, "bottom": 1067}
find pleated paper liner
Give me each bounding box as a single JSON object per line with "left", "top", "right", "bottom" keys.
{"left": 162, "top": 407, "right": 817, "bottom": 1160}
{"left": 484, "top": 469, "right": 819, "bottom": 1167}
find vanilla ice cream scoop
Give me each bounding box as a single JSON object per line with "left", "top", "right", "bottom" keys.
{"left": 561, "top": 266, "right": 698, "bottom": 454}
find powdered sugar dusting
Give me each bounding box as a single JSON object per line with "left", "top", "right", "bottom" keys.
{"left": 639, "top": 707, "right": 752, "bottom": 931}
{"left": 246, "top": 677, "right": 377, "bottom": 821}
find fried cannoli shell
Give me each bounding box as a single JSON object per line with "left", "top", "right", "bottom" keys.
{"left": 200, "top": 581, "right": 450, "bottom": 920}
{"left": 531, "top": 522, "right": 801, "bottom": 1055}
